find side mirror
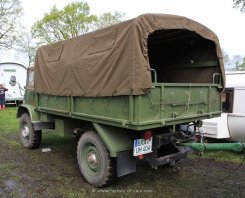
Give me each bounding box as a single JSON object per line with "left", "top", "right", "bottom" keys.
{"left": 9, "top": 76, "right": 16, "bottom": 87}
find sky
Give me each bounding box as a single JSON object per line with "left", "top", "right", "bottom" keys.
{"left": 1, "top": 0, "right": 245, "bottom": 65}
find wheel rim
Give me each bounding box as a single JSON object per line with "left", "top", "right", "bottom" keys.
{"left": 21, "top": 123, "right": 30, "bottom": 144}
{"left": 80, "top": 143, "right": 101, "bottom": 176}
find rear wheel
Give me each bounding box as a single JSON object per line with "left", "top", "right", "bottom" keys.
{"left": 19, "top": 113, "right": 42, "bottom": 149}
{"left": 77, "top": 130, "right": 115, "bottom": 187}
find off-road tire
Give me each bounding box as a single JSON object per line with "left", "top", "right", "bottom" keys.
{"left": 77, "top": 130, "right": 116, "bottom": 187}
{"left": 19, "top": 113, "right": 42, "bottom": 149}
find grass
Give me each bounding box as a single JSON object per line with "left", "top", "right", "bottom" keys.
{"left": 0, "top": 107, "right": 20, "bottom": 149}
{"left": 188, "top": 150, "right": 245, "bottom": 164}
{"left": 0, "top": 107, "right": 245, "bottom": 198}
{"left": 0, "top": 107, "right": 18, "bottom": 131}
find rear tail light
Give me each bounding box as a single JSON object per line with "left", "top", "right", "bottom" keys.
{"left": 144, "top": 130, "right": 152, "bottom": 140}
{"left": 139, "top": 154, "right": 144, "bottom": 160}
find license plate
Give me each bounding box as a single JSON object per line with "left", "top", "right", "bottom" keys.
{"left": 133, "top": 137, "right": 153, "bottom": 156}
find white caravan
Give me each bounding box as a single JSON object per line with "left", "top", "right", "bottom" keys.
{"left": 0, "top": 62, "right": 27, "bottom": 104}
{"left": 202, "top": 71, "right": 245, "bottom": 142}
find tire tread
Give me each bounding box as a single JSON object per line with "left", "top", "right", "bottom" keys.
{"left": 19, "top": 113, "right": 42, "bottom": 149}
{"left": 77, "top": 130, "right": 116, "bottom": 187}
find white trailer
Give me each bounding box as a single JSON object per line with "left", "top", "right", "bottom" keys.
{"left": 202, "top": 71, "right": 245, "bottom": 142}
{"left": 0, "top": 62, "right": 27, "bottom": 104}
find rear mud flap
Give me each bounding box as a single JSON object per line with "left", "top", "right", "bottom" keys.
{"left": 117, "top": 150, "right": 136, "bottom": 177}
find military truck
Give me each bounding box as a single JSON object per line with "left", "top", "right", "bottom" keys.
{"left": 16, "top": 14, "right": 225, "bottom": 187}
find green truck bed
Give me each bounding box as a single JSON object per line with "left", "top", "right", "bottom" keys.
{"left": 25, "top": 83, "right": 221, "bottom": 130}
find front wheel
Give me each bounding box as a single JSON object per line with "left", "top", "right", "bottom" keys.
{"left": 77, "top": 130, "right": 116, "bottom": 187}
{"left": 19, "top": 113, "right": 42, "bottom": 149}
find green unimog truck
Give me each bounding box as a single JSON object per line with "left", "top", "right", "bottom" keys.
{"left": 17, "top": 14, "right": 226, "bottom": 187}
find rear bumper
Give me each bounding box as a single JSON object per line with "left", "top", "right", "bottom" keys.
{"left": 145, "top": 146, "right": 190, "bottom": 169}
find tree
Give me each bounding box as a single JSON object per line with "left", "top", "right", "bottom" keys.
{"left": 233, "top": 0, "right": 245, "bottom": 12}
{"left": 237, "top": 57, "right": 245, "bottom": 71}
{"left": 231, "top": 55, "right": 244, "bottom": 71}
{"left": 222, "top": 50, "right": 230, "bottom": 67}
{"left": 239, "top": 62, "right": 245, "bottom": 70}
{"left": 222, "top": 50, "right": 245, "bottom": 71}
{"left": 32, "top": 1, "right": 125, "bottom": 45}
{"left": 0, "top": 0, "right": 22, "bottom": 49}
{"left": 222, "top": 49, "right": 234, "bottom": 71}
{"left": 32, "top": 2, "right": 97, "bottom": 44}
{"left": 16, "top": 28, "right": 37, "bottom": 67}
{"left": 95, "top": 11, "right": 125, "bottom": 29}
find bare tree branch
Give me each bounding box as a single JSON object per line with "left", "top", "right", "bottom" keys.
{"left": 0, "top": 0, "right": 22, "bottom": 49}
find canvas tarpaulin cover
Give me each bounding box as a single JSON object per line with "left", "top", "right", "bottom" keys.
{"left": 34, "top": 13, "right": 225, "bottom": 97}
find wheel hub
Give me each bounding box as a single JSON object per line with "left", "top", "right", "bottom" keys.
{"left": 22, "top": 125, "right": 30, "bottom": 137}
{"left": 87, "top": 151, "right": 98, "bottom": 166}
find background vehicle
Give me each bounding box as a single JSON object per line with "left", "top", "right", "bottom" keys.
{"left": 202, "top": 71, "right": 245, "bottom": 142}
{"left": 0, "top": 62, "right": 26, "bottom": 105}
{"left": 17, "top": 14, "right": 225, "bottom": 187}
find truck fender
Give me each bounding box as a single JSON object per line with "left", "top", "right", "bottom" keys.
{"left": 92, "top": 123, "right": 136, "bottom": 177}
{"left": 17, "top": 104, "right": 54, "bottom": 131}
{"left": 17, "top": 104, "right": 40, "bottom": 121}
{"left": 92, "top": 123, "right": 133, "bottom": 157}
